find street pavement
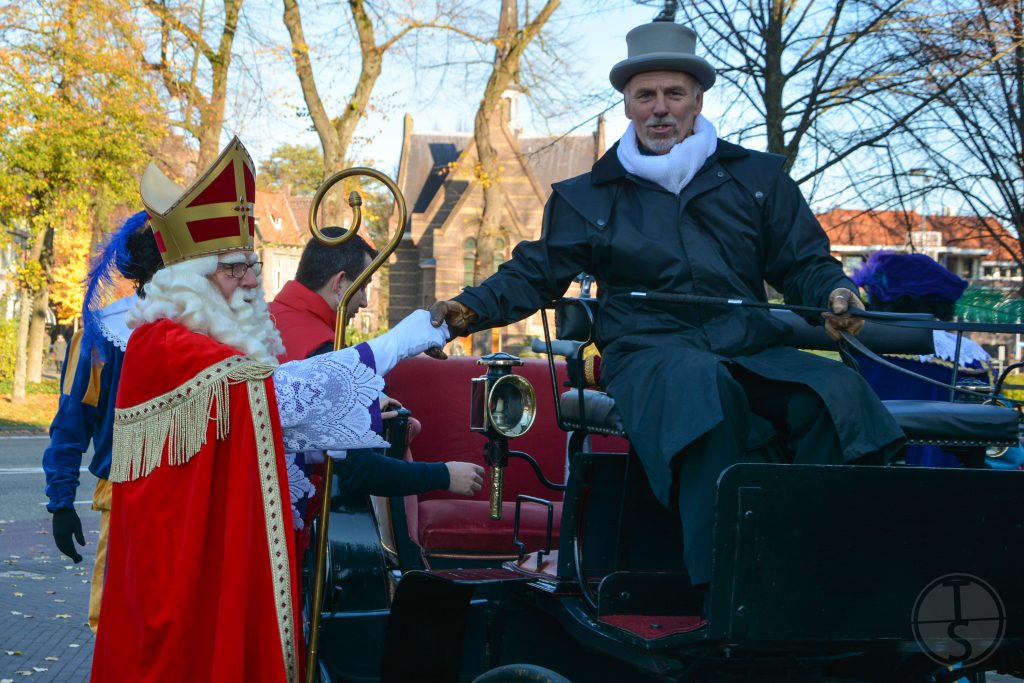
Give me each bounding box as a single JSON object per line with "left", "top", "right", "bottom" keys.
{"left": 1, "top": 435, "right": 98, "bottom": 682}
{"left": 2, "top": 433, "right": 1022, "bottom": 682}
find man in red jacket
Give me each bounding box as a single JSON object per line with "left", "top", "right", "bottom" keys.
{"left": 269, "top": 229, "right": 483, "bottom": 522}
{"left": 270, "top": 227, "right": 376, "bottom": 361}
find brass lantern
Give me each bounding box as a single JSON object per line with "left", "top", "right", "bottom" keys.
{"left": 470, "top": 352, "right": 537, "bottom": 519}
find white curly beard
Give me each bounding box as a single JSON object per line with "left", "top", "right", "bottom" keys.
{"left": 128, "top": 255, "right": 285, "bottom": 365}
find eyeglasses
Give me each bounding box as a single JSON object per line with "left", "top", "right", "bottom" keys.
{"left": 216, "top": 261, "right": 263, "bottom": 279}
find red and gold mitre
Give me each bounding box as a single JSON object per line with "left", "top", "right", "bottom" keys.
{"left": 140, "top": 137, "right": 256, "bottom": 265}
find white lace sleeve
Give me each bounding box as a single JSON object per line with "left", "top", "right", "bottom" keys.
{"left": 924, "top": 330, "right": 992, "bottom": 367}
{"left": 284, "top": 452, "right": 317, "bottom": 530}
{"left": 273, "top": 348, "right": 389, "bottom": 452}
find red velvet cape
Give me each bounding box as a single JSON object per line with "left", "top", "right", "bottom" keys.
{"left": 91, "top": 319, "right": 303, "bottom": 683}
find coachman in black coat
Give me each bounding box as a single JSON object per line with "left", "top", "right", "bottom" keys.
{"left": 429, "top": 22, "right": 905, "bottom": 588}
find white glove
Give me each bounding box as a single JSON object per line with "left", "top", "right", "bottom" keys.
{"left": 366, "top": 309, "right": 449, "bottom": 376}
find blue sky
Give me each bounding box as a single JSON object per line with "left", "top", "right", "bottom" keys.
{"left": 232, "top": 1, "right": 728, "bottom": 178}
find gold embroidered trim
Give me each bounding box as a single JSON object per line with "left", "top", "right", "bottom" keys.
{"left": 61, "top": 330, "right": 84, "bottom": 396}
{"left": 248, "top": 380, "right": 297, "bottom": 683}
{"left": 110, "top": 355, "right": 275, "bottom": 483}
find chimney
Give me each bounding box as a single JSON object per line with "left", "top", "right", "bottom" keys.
{"left": 501, "top": 89, "right": 520, "bottom": 133}
{"left": 403, "top": 112, "right": 414, "bottom": 140}
{"left": 596, "top": 115, "right": 606, "bottom": 158}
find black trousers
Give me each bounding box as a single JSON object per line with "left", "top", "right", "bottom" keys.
{"left": 675, "top": 363, "right": 843, "bottom": 586}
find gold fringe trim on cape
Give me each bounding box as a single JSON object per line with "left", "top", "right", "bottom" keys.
{"left": 110, "top": 355, "right": 275, "bottom": 483}
{"left": 247, "top": 379, "right": 298, "bottom": 683}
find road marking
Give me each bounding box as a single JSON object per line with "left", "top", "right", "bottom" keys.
{"left": 37, "top": 500, "right": 93, "bottom": 506}
{"left": 0, "top": 467, "right": 90, "bottom": 475}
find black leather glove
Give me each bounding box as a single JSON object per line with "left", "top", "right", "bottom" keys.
{"left": 822, "top": 287, "right": 866, "bottom": 341}
{"left": 52, "top": 508, "right": 85, "bottom": 563}
{"left": 428, "top": 300, "right": 476, "bottom": 337}
{"left": 426, "top": 300, "right": 478, "bottom": 359}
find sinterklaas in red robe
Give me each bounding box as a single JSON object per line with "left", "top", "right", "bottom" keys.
{"left": 91, "top": 319, "right": 303, "bottom": 683}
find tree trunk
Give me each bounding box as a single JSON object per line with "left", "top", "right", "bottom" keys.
{"left": 762, "top": 1, "right": 788, "bottom": 166}
{"left": 195, "top": 0, "right": 242, "bottom": 169}
{"left": 11, "top": 287, "right": 32, "bottom": 403}
{"left": 469, "top": 0, "right": 560, "bottom": 354}
{"left": 26, "top": 225, "right": 55, "bottom": 383}
{"left": 27, "top": 288, "right": 49, "bottom": 383}
{"left": 471, "top": 98, "right": 507, "bottom": 356}
{"left": 144, "top": 0, "right": 242, "bottom": 170}
{"left": 283, "top": 0, "right": 393, "bottom": 225}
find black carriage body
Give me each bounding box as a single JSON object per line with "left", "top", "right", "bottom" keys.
{"left": 709, "top": 464, "right": 1024, "bottom": 650}
{"left": 312, "top": 303, "right": 1024, "bottom": 683}
{"left": 375, "top": 462, "right": 1024, "bottom": 682}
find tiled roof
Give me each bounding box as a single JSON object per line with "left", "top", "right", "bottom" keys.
{"left": 519, "top": 134, "right": 597, "bottom": 192}
{"left": 255, "top": 190, "right": 306, "bottom": 246}
{"left": 400, "top": 130, "right": 599, "bottom": 215}
{"left": 289, "top": 196, "right": 313, "bottom": 228}
{"left": 401, "top": 134, "right": 471, "bottom": 214}
{"left": 818, "top": 208, "right": 1017, "bottom": 261}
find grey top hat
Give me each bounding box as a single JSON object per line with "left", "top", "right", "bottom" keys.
{"left": 609, "top": 22, "right": 716, "bottom": 92}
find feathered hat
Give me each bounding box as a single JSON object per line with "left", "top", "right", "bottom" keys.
{"left": 140, "top": 136, "right": 256, "bottom": 265}
{"left": 852, "top": 252, "right": 968, "bottom": 305}
{"left": 80, "top": 211, "right": 160, "bottom": 361}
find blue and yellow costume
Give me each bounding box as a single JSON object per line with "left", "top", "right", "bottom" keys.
{"left": 41, "top": 210, "right": 160, "bottom": 634}
{"left": 44, "top": 296, "right": 133, "bottom": 510}
{"left": 43, "top": 297, "right": 134, "bottom": 632}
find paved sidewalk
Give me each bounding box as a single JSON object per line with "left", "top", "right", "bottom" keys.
{"left": 1, "top": 513, "right": 99, "bottom": 682}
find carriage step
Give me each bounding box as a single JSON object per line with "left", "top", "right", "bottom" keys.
{"left": 424, "top": 567, "right": 533, "bottom": 585}
{"left": 598, "top": 614, "right": 707, "bottom": 640}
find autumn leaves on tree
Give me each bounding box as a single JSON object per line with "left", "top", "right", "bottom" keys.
{"left": 2, "top": 0, "right": 1024, "bottom": 394}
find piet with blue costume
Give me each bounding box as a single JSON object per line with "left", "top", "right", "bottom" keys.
{"left": 41, "top": 210, "right": 163, "bottom": 633}
{"left": 851, "top": 252, "right": 993, "bottom": 467}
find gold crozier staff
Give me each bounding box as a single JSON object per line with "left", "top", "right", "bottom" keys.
{"left": 304, "top": 168, "right": 409, "bottom": 683}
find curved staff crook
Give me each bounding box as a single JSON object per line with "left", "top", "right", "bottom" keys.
{"left": 305, "top": 167, "right": 408, "bottom": 683}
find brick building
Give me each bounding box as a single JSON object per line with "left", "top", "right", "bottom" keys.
{"left": 389, "top": 111, "right": 604, "bottom": 354}
{"left": 818, "top": 208, "right": 1022, "bottom": 288}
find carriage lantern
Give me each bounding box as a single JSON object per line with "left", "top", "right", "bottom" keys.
{"left": 471, "top": 352, "right": 537, "bottom": 519}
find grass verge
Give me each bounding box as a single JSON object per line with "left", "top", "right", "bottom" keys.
{"left": 0, "top": 382, "right": 59, "bottom": 433}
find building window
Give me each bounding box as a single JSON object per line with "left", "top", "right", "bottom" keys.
{"left": 494, "top": 238, "right": 506, "bottom": 273}
{"left": 946, "top": 257, "right": 976, "bottom": 280}
{"left": 842, "top": 255, "right": 864, "bottom": 274}
{"left": 464, "top": 236, "right": 506, "bottom": 285}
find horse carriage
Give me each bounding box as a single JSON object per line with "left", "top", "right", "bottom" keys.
{"left": 303, "top": 293, "right": 1024, "bottom": 683}
{"left": 298, "top": 170, "right": 1024, "bottom": 683}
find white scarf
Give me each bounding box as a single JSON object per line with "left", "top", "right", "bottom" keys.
{"left": 616, "top": 114, "right": 718, "bottom": 195}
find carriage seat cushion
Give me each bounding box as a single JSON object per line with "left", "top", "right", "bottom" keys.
{"left": 417, "top": 500, "right": 562, "bottom": 556}
{"left": 882, "top": 400, "right": 1019, "bottom": 446}
{"left": 559, "top": 389, "right": 624, "bottom": 435}
{"left": 560, "top": 391, "right": 1020, "bottom": 449}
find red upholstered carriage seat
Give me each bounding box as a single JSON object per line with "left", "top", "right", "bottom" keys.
{"left": 386, "top": 355, "right": 573, "bottom": 561}
{"left": 416, "top": 500, "right": 563, "bottom": 557}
